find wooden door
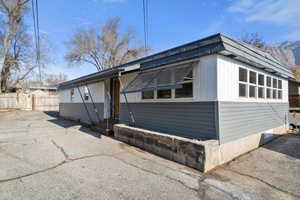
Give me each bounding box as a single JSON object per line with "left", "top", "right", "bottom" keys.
{"left": 111, "top": 78, "right": 120, "bottom": 120}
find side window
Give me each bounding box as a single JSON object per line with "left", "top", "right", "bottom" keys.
{"left": 175, "top": 71, "right": 193, "bottom": 98}
{"left": 266, "top": 76, "right": 272, "bottom": 99}
{"left": 142, "top": 90, "right": 154, "bottom": 99}
{"left": 278, "top": 80, "right": 283, "bottom": 99}
{"left": 272, "top": 78, "right": 277, "bottom": 99}
{"left": 84, "top": 87, "right": 89, "bottom": 101}
{"left": 249, "top": 71, "right": 257, "bottom": 98}
{"left": 239, "top": 68, "right": 248, "bottom": 97}
{"left": 70, "top": 88, "right": 74, "bottom": 102}
{"left": 258, "top": 74, "right": 264, "bottom": 98}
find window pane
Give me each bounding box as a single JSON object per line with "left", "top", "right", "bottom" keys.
{"left": 258, "top": 74, "right": 264, "bottom": 86}
{"left": 258, "top": 87, "right": 264, "bottom": 98}
{"left": 273, "top": 89, "right": 277, "bottom": 99}
{"left": 267, "top": 76, "right": 272, "bottom": 87}
{"left": 142, "top": 91, "right": 154, "bottom": 99}
{"left": 157, "top": 89, "right": 171, "bottom": 99}
{"left": 278, "top": 90, "right": 282, "bottom": 99}
{"left": 239, "top": 68, "right": 247, "bottom": 82}
{"left": 273, "top": 78, "right": 277, "bottom": 88}
{"left": 249, "top": 71, "right": 257, "bottom": 84}
{"left": 266, "top": 88, "right": 272, "bottom": 98}
{"left": 239, "top": 84, "right": 247, "bottom": 97}
{"left": 249, "top": 85, "right": 256, "bottom": 98}
{"left": 278, "top": 80, "right": 282, "bottom": 89}
{"left": 175, "top": 82, "right": 193, "bottom": 98}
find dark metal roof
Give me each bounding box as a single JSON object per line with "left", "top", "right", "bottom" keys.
{"left": 58, "top": 33, "right": 294, "bottom": 90}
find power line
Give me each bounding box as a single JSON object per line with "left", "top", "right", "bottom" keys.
{"left": 142, "top": 0, "right": 149, "bottom": 51}
{"left": 31, "top": 0, "right": 42, "bottom": 84}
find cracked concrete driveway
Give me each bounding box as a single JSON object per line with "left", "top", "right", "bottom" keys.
{"left": 0, "top": 111, "right": 300, "bottom": 200}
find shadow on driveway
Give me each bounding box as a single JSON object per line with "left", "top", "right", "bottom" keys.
{"left": 44, "top": 111, "right": 102, "bottom": 139}
{"left": 261, "top": 134, "right": 300, "bottom": 159}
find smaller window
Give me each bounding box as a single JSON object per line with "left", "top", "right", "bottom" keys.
{"left": 239, "top": 83, "right": 247, "bottom": 97}
{"left": 266, "top": 76, "right": 272, "bottom": 87}
{"left": 249, "top": 71, "right": 257, "bottom": 84}
{"left": 249, "top": 85, "right": 256, "bottom": 98}
{"left": 258, "top": 87, "right": 264, "bottom": 98}
{"left": 273, "top": 78, "right": 277, "bottom": 88}
{"left": 278, "top": 80, "right": 282, "bottom": 89}
{"left": 142, "top": 90, "right": 154, "bottom": 99}
{"left": 258, "top": 74, "right": 264, "bottom": 86}
{"left": 278, "top": 90, "right": 282, "bottom": 99}
{"left": 239, "top": 68, "right": 247, "bottom": 82}
{"left": 266, "top": 88, "right": 272, "bottom": 99}
{"left": 70, "top": 88, "right": 75, "bottom": 102}
{"left": 273, "top": 89, "right": 277, "bottom": 99}
{"left": 157, "top": 89, "right": 171, "bottom": 99}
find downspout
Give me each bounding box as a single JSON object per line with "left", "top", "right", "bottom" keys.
{"left": 118, "top": 72, "right": 136, "bottom": 126}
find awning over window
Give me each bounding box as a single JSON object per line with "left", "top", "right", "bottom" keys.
{"left": 122, "top": 62, "right": 194, "bottom": 94}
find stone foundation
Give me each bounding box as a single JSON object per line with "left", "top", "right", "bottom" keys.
{"left": 113, "top": 124, "right": 288, "bottom": 172}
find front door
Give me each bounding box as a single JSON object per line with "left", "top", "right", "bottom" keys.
{"left": 111, "top": 78, "right": 120, "bottom": 120}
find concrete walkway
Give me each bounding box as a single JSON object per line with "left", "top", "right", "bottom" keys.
{"left": 0, "top": 111, "right": 299, "bottom": 200}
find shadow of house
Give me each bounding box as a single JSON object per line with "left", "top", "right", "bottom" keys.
{"left": 260, "top": 134, "right": 300, "bottom": 159}
{"left": 44, "top": 111, "right": 102, "bottom": 139}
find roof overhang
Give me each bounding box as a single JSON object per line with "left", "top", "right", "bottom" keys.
{"left": 58, "top": 67, "right": 123, "bottom": 90}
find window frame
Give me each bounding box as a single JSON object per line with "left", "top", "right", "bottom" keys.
{"left": 141, "top": 67, "right": 194, "bottom": 101}
{"left": 239, "top": 67, "right": 248, "bottom": 98}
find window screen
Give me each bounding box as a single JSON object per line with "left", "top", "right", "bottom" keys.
{"left": 239, "top": 68, "right": 247, "bottom": 82}
{"left": 258, "top": 74, "right": 264, "bottom": 86}
{"left": 142, "top": 91, "right": 154, "bottom": 99}
{"left": 122, "top": 63, "right": 193, "bottom": 93}
{"left": 258, "top": 87, "right": 264, "bottom": 98}
{"left": 249, "top": 85, "right": 256, "bottom": 98}
{"left": 239, "top": 83, "right": 247, "bottom": 97}
{"left": 267, "top": 77, "right": 272, "bottom": 87}
{"left": 273, "top": 78, "right": 277, "bottom": 88}
{"left": 249, "top": 71, "right": 257, "bottom": 84}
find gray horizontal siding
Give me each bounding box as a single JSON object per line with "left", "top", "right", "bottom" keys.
{"left": 59, "top": 103, "right": 104, "bottom": 124}
{"left": 120, "top": 102, "right": 217, "bottom": 140}
{"left": 218, "top": 102, "right": 288, "bottom": 144}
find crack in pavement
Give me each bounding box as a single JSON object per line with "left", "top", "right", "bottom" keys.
{"left": 221, "top": 167, "right": 300, "bottom": 199}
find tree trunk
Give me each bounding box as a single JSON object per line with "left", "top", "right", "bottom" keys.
{"left": 1, "top": 65, "right": 10, "bottom": 93}
{"left": 0, "top": 33, "right": 11, "bottom": 93}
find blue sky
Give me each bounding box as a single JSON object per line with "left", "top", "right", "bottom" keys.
{"left": 31, "top": 0, "right": 300, "bottom": 79}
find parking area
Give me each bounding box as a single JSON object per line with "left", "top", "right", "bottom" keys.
{"left": 0, "top": 111, "right": 299, "bottom": 200}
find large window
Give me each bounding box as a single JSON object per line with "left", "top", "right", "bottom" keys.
{"left": 142, "top": 68, "right": 193, "bottom": 100}
{"left": 238, "top": 68, "right": 283, "bottom": 101}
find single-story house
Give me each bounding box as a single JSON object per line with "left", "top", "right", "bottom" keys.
{"left": 58, "top": 33, "right": 293, "bottom": 171}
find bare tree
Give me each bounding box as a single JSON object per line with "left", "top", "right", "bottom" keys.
{"left": 241, "top": 32, "right": 266, "bottom": 49}
{"left": 0, "top": 23, "right": 50, "bottom": 92}
{"left": 65, "top": 17, "right": 146, "bottom": 71}
{"left": 44, "top": 72, "right": 68, "bottom": 85}
{"left": 0, "top": 0, "right": 30, "bottom": 92}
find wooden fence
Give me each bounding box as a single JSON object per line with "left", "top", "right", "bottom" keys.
{"left": 289, "top": 94, "right": 300, "bottom": 108}
{"left": 0, "top": 93, "right": 59, "bottom": 111}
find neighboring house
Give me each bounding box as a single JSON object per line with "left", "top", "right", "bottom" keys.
{"left": 58, "top": 33, "right": 293, "bottom": 170}
{"left": 14, "top": 85, "right": 58, "bottom": 95}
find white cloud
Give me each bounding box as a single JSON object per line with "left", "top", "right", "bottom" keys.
{"left": 228, "top": 0, "right": 300, "bottom": 40}
{"left": 228, "top": 0, "right": 300, "bottom": 26}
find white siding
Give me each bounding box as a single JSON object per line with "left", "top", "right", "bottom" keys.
{"left": 217, "top": 55, "right": 288, "bottom": 103}
{"left": 120, "top": 55, "right": 218, "bottom": 103}
{"left": 59, "top": 81, "right": 105, "bottom": 103}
